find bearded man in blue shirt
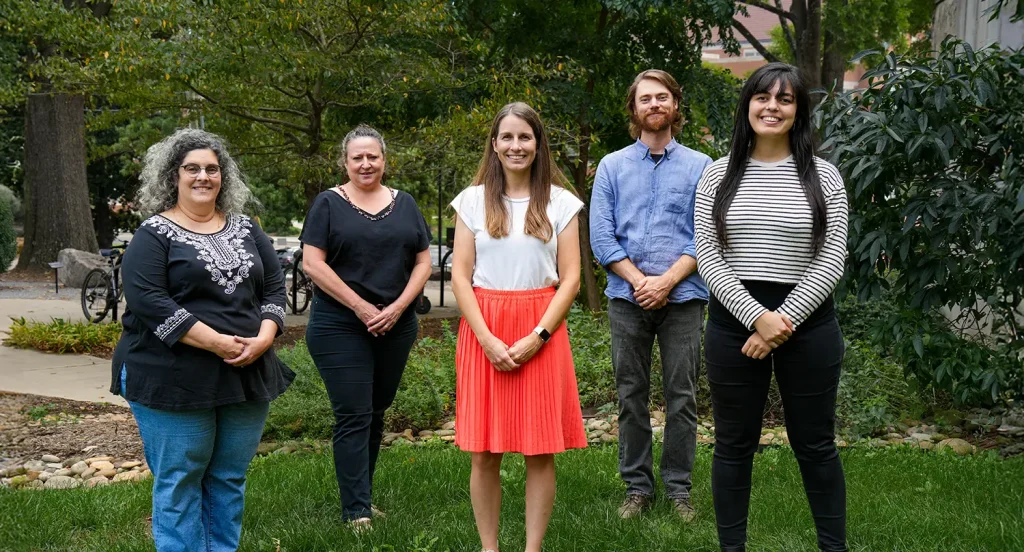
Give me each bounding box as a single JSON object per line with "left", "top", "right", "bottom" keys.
{"left": 590, "top": 69, "right": 711, "bottom": 522}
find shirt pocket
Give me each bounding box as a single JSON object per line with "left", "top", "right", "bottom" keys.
{"left": 664, "top": 190, "right": 691, "bottom": 215}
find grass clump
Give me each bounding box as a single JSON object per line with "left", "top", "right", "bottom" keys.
{"left": 2, "top": 318, "right": 121, "bottom": 355}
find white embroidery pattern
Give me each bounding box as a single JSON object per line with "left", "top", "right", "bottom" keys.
{"left": 155, "top": 308, "right": 192, "bottom": 341}
{"left": 143, "top": 214, "right": 255, "bottom": 294}
{"left": 261, "top": 304, "right": 286, "bottom": 321}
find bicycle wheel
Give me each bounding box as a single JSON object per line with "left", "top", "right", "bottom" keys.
{"left": 284, "top": 267, "right": 312, "bottom": 314}
{"left": 81, "top": 269, "right": 112, "bottom": 323}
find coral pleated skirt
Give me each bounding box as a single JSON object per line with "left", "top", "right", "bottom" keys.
{"left": 455, "top": 287, "right": 587, "bottom": 456}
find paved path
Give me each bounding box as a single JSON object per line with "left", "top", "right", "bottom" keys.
{"left": 0, "top": 281, "right": 459, "bottom": 405}
{"left": 0, "top": 299, "right": 126, "bottom": 406}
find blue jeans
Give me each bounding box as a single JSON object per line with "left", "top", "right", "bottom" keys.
{"left": 122, "top": 366, "right": 269, "bottom": 552}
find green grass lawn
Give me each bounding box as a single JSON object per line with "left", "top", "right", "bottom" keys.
{"left": 2, "top": 444, "right": 1022, "bottom": 551}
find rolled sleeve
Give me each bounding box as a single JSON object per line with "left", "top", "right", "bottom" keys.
{"left": 589, "top": 160, "right": 628, "bottom": 267}
{"left": 121, "top": 227, "right": 198, "bottom": 346}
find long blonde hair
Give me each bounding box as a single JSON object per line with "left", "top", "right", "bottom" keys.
{"left": 471, "top": 102, "right": 569, "bottom": 241}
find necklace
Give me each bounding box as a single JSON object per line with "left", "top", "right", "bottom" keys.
{"left": 336, "top": 185, "right": 397, "bottom": 221}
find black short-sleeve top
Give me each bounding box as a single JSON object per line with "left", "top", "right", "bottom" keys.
{"left": 299, "top": 188, "right": 432, "bottom": 307}
{"left": 110, "top": 213, "right": 295, "bottom": 410}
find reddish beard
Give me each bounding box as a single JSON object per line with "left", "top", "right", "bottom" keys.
{"left": 632, "top": 108, "right": 677, "bottom": 133}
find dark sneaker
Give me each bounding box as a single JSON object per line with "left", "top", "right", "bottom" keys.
{"left": 673, "top": 496, "right": 696, "bottom": 522}
{"left": 617, "top": 494, "right": 653, "bottom": 519}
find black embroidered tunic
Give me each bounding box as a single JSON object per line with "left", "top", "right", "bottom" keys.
{"left": 110, "top": 214, "right": 295, "bottom": 410}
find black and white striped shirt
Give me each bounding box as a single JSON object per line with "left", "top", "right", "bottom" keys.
{"left": 694, "top": 155, "right": 849, "bottom": 329}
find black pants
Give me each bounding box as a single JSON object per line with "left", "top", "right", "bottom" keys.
{"left": 706, "top": 282, "right": 847, "bottom": 552}
{"left": 305, "top": 296, "right": 419, "bottom": 521}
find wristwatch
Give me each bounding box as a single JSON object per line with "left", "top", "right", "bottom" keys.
{"left": 532, "top": 325, "right": 551, "bottom": 343}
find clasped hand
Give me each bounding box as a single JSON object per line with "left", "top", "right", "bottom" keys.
{"left": 356, "top": 301, "right": 403, "bottom": 337}
{"left": 216, "top": 334, "right": 272, "bottom": 367}
{"left": 633, "top": 275, "right": 671, "bottom": 310}
{"left": 481, "top": 333, "right": 544, "bottom": 372}
{"left": 743, "top": 311, "right": 796, "bottom": 360}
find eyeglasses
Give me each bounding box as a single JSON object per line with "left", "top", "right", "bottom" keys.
{"left": 180, "top": 164, "right": 221, "bottom": 177}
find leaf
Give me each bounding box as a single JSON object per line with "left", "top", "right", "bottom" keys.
{"left": 913, "top": 335, "right": 924, "bottom": 358}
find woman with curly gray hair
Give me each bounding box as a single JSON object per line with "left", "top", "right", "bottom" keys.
{"left": 111, "top": 128, "right": 294, "bottom": 552}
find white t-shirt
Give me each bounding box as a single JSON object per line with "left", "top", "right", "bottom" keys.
{"left": 450, "top": 185, "right": 584, "bottom": 290}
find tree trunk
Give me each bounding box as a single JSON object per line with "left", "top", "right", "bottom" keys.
{"left": 567, "top": 151, "right": 602, "bottom": 312}
{"left": 820, "top": 0, "right": 848, "bottom": 97}
{"left": 18, "top": 93, "right": 98, "bottom": 272}
{"left": 791, "top": 0, "right": 823, "bottom": 98}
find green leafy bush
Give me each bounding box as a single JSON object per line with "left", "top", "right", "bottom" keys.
{"left": 837, "top": 339, "right": 923, "bottom": 439}
{"left": 817, "top": 38, "right": 1024, "bottom": 403}
{"left": 0, "top": 186, "right": 15, "bottom": 272}
{"left": 0, "top": 184, "right": 21, "bottom": 221}
{"left": 2, "top": 318, "right": 121, "bottom": 355}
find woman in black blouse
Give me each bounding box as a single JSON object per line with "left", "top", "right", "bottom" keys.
{"left": 301, "top": 124, "right": 432, "bottom": 529}
{"left": 111, "top": 128, "right": 293, "bottom": 552}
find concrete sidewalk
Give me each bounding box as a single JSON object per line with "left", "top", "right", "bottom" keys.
{"left": 0, "top": 283, "right": 460, "bottom": 406}
{"left": 0, "top": 299, "right": 126, "bottom": 406}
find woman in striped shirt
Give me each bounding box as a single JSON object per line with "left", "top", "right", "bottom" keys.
{"left": 695, "top": 62, "right": 850, "bottom": 552}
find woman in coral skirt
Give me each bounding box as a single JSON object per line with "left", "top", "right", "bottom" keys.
{"left": 450, "top": 102, "right": 588, "bottom": 552}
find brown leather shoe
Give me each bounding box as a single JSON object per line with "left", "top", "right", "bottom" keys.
{"left": 673, "top": 496, "right": 696, "bottom": 522}
{"left": 617, "top": 494, "right": 653, "bottom": 519}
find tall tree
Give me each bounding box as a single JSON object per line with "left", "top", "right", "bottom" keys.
{"left": 731, "top": 0, "right": 932, "bottom": 96}
{"left": 453, "top": 0, "right": 739, "bottom": 310}
{"left": 2, "top": 0, "right": 111, "bottom": 269}
{"left": 76, "top": 0, "right": 471, "bottom": 211}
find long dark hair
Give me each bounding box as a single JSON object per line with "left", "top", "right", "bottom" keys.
{"left": 471, "top": 102, "right": 568, "bottom": 241}
{"left": 712, "top": 62, "right": 826, "bottom": 254}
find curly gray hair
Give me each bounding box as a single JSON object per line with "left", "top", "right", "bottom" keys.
{"left": 336, "top": 124, "right": 387, "bottom": 170}
{"left": 135, "top": 128, "right": 256, "bottom": 216}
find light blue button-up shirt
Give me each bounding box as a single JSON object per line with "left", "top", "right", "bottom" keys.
{"left": 589, "top": 139, "right": 711, "bottom": 305}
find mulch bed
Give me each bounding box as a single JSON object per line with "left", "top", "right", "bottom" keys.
{"left": 0, "top": 392, "right": 142, "bottom": 468}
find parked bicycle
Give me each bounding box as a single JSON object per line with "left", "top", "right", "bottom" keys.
{"left": 81, "top": 242, "right": 128, "bottom": 323}
{"left": 284, "top": 249, "right": 313, "bottom": 314}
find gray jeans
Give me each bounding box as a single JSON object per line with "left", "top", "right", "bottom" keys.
{"left": 609, "top": 298, "right": 704, "bottom": 499}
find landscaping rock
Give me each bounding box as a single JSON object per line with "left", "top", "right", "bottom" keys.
{"left": 57, "top": 248, "right": 108, "bottom": 288}
{"left": 442, "top": 421, "right": 456, "bottom": 431}
{"left": 433, "top": 429, "right": 455, "bottom": 437}
{"left": 113, "top": 471, "right": 141, "bottom": 483}
{"left": 37, "top": 471, "right": 51, "bottom": 482}
{"left": 96, "top": 468, "right": 117, "bottom": 478}
{"left": 90, "top": 461, "right": 115, "bottom": 472}
{"left": 54, "top": 468, "right": 73, "bottom": 477}
{"left": 382, "top": 433, "right": 400, "bottom": 445}
{"left": 5, "top": 466, "right": 26, "bottom": 477}
{"left": 85, "top": 456, "right": 113, "bottom": 465}
{"left": 22, "top": 460, "right": 45, "bottom": 471}
{"left": 44, "top": 476, "right": 79, "bottom": 489}
{"left": 419, "top": 430, "right": 435, "bottom": 439}
{"left": 84, "top": 476, "right": 110, "bottom": 488}
{"left": 24, "top": 480, "right": 45, "bottom": 490}
{"left": 256, "top": 442, "right": 279, "bottom": 456}
{"left": 917, "top": 441, "right": 935, "bottom": 451}
{"left": 759, "top": 433, "right": 775, "bottom": 446}
{"left": 139, "top": 470, "right": 152, "bottom": 480}
{"left": 81, "top": 467, "right": 97, "bottom": 479}
{"left": 120, "top": 461, "right": 143, "bottom": 469}
{"left": 45, "top": 463, "right": 63, "bottom": 469}
{"left": 440, "top": 436, "right": 455, "bottom": 442}
{"left": 41, "top": 454, "right": 61, "bottom": 463}
{"left": 909, "top": 433, "right": 933, "bottom": 442}
{"left": 70, "top": 461, "right": 89, "bottom": 475}
{"left": 997, "top": 424, "right": 1024, "bottom": 437}
{"left": 936, "top": 438, "right": 974, "bottom": 456}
